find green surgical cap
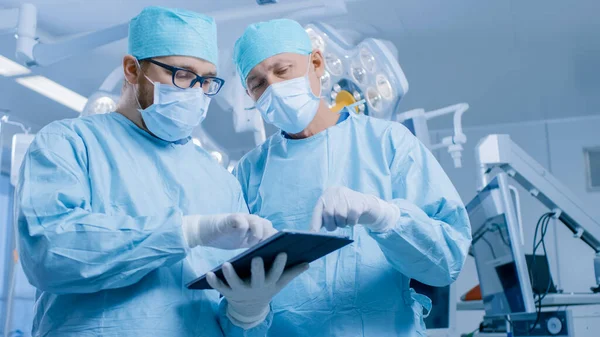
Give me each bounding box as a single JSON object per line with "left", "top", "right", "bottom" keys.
{"left": 233, "top": 19, "right": 313, "bottom": 88}
{"left": 128, "top": 6, "right": 218, "bottom": 67}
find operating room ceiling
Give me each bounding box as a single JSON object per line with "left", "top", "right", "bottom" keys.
{"left": 0, "top": 0, "right": 599, "bottom": 170}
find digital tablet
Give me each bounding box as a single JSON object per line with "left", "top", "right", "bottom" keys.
{"left": 186, "top": 230, "right": 353, "bottom": 290}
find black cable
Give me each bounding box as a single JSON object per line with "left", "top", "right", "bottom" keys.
{"left": 507, "top": 213, "right": 556, "bottom": 336}
{"left": 481, "top": 236, "right": 497, "bottom": 259}
{"left": 529, "top": 213, "right": 548, "bottom": 288}
{"left": 534, "top": 214, "right": 551, "bottom": 252}
{"left": 539, "top": 215, "right": 554, "bottom": 302}
{"left": 491, "top": 223, "right": 511, "bottom": 247}
{"left": 533, "top": 215, "right": 552, "bottom": 314}
{"left": 526, "top": 212, "right": 555, "bottom": 334}
{"left": 466, "top": 326, "right": 480, "bottom": 337}
{"left": 471, "top": 226, "right": 490, "bottom": 245}
{"left": 527, "top": 214, "right": 554, "bottom": 334}
{"left": 531, "top": 213, "right": 553, "bottom": 291}
{"left": 502, "top": 213, "right": 554, "bottom": 336}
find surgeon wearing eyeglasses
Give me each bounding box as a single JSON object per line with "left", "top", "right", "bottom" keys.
{"left": 15, "top": 7, "right": 305, "bottom": 337}
{"left": 217, "top": 19, "right": 473, "bottom": 336}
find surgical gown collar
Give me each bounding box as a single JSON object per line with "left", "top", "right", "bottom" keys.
{"left": 279, "top": 110, "right": 354, "bottom": 142}
{"left": 111, "top": 112, "right": 191, "bottom": 146}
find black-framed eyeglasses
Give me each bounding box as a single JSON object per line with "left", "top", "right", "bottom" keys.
{"left": 141, "top": 58, "right": 225, "bottom": 96}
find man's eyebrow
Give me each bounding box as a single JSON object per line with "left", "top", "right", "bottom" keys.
{"left": 171, "top": 63, "right": 196, "bottom": 72}
{"left": 170, "top": 63, "right": 215, "bottom": 76}
{"left": 247, "top": 73, "right": 259, "bottom": 84}
{"left": 268, "top": 61, "right": 293, "bottom": 70}
{"left": 246, "top": 60, "right": 294, "bottom": 85}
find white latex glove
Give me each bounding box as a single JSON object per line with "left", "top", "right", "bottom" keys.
{"left": 309, "top": 186, "right": 400, "bottom": 233}
{"left": 207, "top": 253, "right": 309, "bottom": 329}
{"left": 182, "top": 214, "right": 277, "bottom": 250}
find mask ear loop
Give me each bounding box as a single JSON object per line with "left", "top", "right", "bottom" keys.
{"left": 305, "top": 53, "right": 322, "bottom": 99}
{"left": 132, "top": 59, "right": 156, "bottom": 110}
{"left": 344, "top": 99, "right": 366, "bottom": 116}
{"left": 134, "top": 59, "right": 156, "bottom": 87}
{"left": 132, "top": 59, "right": 144, "bottom": 110}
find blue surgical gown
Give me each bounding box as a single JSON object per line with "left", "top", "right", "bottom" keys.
{"left": 16, "top": 112, "right": 272, "bottom": 337}
{"left": 233, "top": 111, "right": 472, "bottom": 337}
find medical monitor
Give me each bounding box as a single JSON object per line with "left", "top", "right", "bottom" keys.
{"left": 466, "top": 173, "right": 536, "bottom": 317}
{"left": 410, "top": 280, "right": 456, "bottom": 336}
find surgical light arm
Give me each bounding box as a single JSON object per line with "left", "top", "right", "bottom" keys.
{"left": 476, "top": 134, "right": 600, "bottom": 289}
{"left": 1, "top": 115, "right": 30, "bottom": 134}
{"left": 396, "top": 103, "right": 469, "bottom": 168}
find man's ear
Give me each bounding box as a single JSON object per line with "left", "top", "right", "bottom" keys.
{"left": 123, "top": 55, "right": 141, "bottom": 85}
{"left": 311, "top": 50, "right": 325, "bottom": 78}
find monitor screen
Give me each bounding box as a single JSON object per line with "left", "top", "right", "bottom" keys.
{"left": 495, "top": 260, "right": 526, "bottom": 313}
{"left": 410, "top": 281, "right": 450, "bottom": 329}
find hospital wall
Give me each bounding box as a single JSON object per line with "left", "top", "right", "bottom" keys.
{"left": 431, "top": 115, "right": 600, "bottom": 333}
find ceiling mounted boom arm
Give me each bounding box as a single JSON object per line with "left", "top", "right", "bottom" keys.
{"left": 13, "top": 3, "right": 129, "bottom": 67}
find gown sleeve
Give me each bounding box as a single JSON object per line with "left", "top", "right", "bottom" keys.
{"left": 368, "top": 124, "right": 472, "bottom": 287}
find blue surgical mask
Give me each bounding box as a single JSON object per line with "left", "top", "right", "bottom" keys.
{"left": 137, "top": 75, "right": 210, "bottom": 142}
{"left": 255, "top": 56, "right": 321, "bottom": 134}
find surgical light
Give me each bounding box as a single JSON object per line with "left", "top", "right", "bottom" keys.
{"left": 0, "top": 54, "right": 30, "bottom": 76}
{"left": 93, "top": 97, "right": 116, "bottom": 113}
{"left": 194, "top": 127, "right": 230, "bottom": 168}
{"left": 210, "top": 151, "right": 223, "bottom": 164}
{"left": 320, "top": 71, "right": 331, "bottom": 91}
{"left": 351, "top": 66, "right": 367, "bottom": 84}
{"left": 359, "top": 48, "right": 376, "bottom": 73}
{"left": 193, "top": 132, "right": 229, "bottom": 168}
{"left": 16, "top": 75, "right": 87, "bottom": 112}
{"left": 325, "top": 53, "right": 343, "bottom": 76}
{"left": 303, "top": 22, "right": 408, "bottom": 120}
{"left": 366, "top": 87, "right": 382, "bottom": 111}
{"left": 376, "top": 74, "right": 393, "bottom": 100}
{"left": 330, "top": 90, "right": 356, "bottom": 113}
{"left": 305, "top": 28, "right": 325, "bottom": 53}
{"left": 82, "top": 91, "right": 117, "bottom": 116}
{"left": 358, "top": 103, "right": 366, "bottom": 113}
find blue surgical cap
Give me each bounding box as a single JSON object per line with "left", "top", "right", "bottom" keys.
{"left": 233, "top": 19, "right": 313, "bottom": 88}
{"left": 128, "top": 6, "right": 218, "bottom": 67}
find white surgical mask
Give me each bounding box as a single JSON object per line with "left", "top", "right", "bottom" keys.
{"left": 136, "top": 71, "right": 210, "bottom": 142}
{"left": 255, "top": 56, "right": 321, "bottom": 134}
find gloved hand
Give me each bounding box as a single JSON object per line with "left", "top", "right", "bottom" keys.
{"left": 309, "top": 186, "right": 400, "bottom": 233}
{"left": 207, "top": 253, "right": 309, "bottom": 329}
{"left": 182, "top": 214, "right": 277, "bottom": 250}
